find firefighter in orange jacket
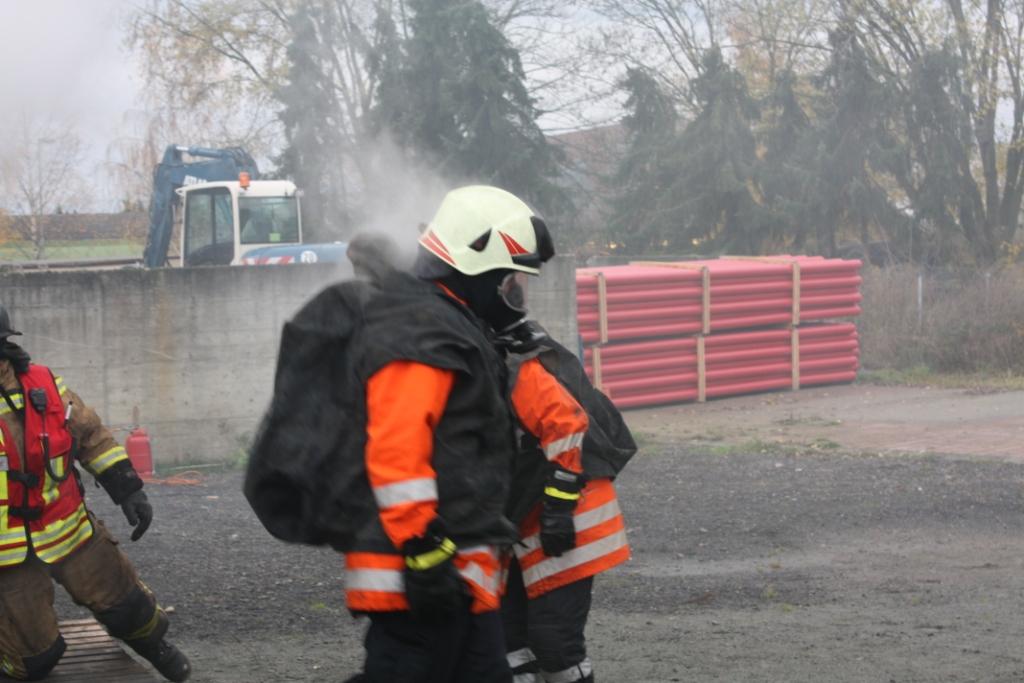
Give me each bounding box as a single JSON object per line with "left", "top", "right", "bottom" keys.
{"left": 0, "top": 307, "right": 190, "bottom": 682}
{"left": 493, "top": 294, "right": 636, "bottom": 682}
{"left": 329, "top": 186, "right": 556, "bottom": 682}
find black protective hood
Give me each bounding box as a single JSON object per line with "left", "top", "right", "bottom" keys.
{"left": 0, "top": 341, "right": 31, "bottom": 374}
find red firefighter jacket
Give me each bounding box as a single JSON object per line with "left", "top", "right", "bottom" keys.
{"left": 0, "top": 361, "right": 131, "bottom": 567}
{"left": 508, "top": 357, "right": 630, "bottom": 599}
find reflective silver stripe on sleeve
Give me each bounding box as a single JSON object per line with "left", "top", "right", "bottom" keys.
{"left": 522, "top": 530, "right": 628, "bottom": 587}
{"left": 456, "top": 557, "right": 499, "bottom": 596}
{"left": 541, "top": 657, "right": 593, "bottom": 683}
{"left": 345, "top": 568, "right": 404, "bottom": 593}
{"left": 372, "top": 477, "right": 438, "bottom": 509}
{"left": 543, "top": 432, "right": 584, "bottom": 460}
{"left": 507, "top": 647, "right": 536, "bottom": 668}
{"left": 517, "top": 498, "right": 623, "bottom": 556}
{"left": 515, "top": 674, "right": 542, "bottom": 683}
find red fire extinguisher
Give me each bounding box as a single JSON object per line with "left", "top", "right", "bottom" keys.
{"left": 125, "top": 407, "right": 154, "bottom": 479}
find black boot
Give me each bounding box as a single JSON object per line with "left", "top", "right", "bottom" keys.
{"left": 106, "top": 600, "right": 190, "bottom": 682}
{"left": 129, "top": 638, "right": 191, "bottom": 682}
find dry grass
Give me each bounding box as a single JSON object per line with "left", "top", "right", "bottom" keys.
{"left": 859, "top": 367, "right": 1024, "bottom": 391}
{"left": 858, "top": 265, "right": 1024, "bottom": 375}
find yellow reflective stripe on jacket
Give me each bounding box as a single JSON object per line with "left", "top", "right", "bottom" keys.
{"left": 33, "top": 505, "right": 92, "bottom": 564}
{"left": 0, "top": 379, "right": 65, "bottom": 413}
{"left": 0, "top": 480, "right": 28, "bottom": 568}
{"left": 30, "top": 503, "right": 89, "bottom": 548}
{"left": 0, "top": 521, "right": 25, "bottom": 546}
{"left": 0, "top": 394, "right": 24, "bottom": 415}
{"left": 0, "top": 507, "right": 25, "bottom": 547}
{"left": 35, "top": 517, "right": 92, "bottom": 564}
{"left": 41, "top": 458, "right": 65, "bottom": 506}
{"left": 0, "top": 544, "right": 27, "bottom": 567}
{"left": 85, "top": 446, "right": 128, "bottom": 476}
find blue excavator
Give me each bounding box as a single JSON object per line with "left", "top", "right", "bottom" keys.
{"left": 143, "top": 145, "right": 346, "bottom": 268}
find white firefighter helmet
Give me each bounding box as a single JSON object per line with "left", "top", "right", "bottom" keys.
{"left": 419, "top": 185, "right": 554, "bottom": 276}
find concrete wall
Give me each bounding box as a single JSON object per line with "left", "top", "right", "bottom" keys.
{"left": 0, "top": 258, "right": 577, "bottom": 467}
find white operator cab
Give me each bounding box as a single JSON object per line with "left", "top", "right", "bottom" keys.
{"left": 176, "top": 175, "right": 303, "bottom": 267}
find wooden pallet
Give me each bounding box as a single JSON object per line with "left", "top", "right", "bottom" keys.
{"left": 49, "top": 618, "right": 158, "bottom": 682}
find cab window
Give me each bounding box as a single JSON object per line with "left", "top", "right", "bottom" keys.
{"left": 184, "top": 188, "right": 234, "bottom": 266}
{"left": 239, "top": 197, "right": 300, "bottom": 245}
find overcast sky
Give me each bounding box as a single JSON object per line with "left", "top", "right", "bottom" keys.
{"left": 0, "top": 0, "right": 142, "bottom": 204}
{"left": 0, "top": 1, "right": 621, "bottom": 213}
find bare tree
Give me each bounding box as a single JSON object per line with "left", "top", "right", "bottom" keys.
{"left": 841, "top": 0, "right": 1024, "bottom": 263}
{"left": 483, "top": 1, "right": 615, "bottom": 131}
{"left": 725, "top": 0, "right": 832, "bottom": 95}
{"left": 127, "top": 0, "right": 293, "bottom": 159}
{"left": 126, "top": 0, "right": 605, "bottom": 231}
{"left": 128, "top": 1, "right": 584, "bottom": 144}
{"left": 585, "top": 0, "right": 727, "bottom": 109}
{"left": 585, "top": 0, "right": 831, "bottom": 116}
{"left": 104, "top": 109, "right": 164, "bottom": 211}
{"left": 0, "top": 117, "right": 86, "bottom": 260}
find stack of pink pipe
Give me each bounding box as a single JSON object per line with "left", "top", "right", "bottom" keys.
{"left": 582, "top": 323, "right": 859, "bottom": 409}
{"left": 577, "top": 256, "right": 861, "bottom": 345}
{"left": 577, "top": 256, "right": 862, "bottom": 409}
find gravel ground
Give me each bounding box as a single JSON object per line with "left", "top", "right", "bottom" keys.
{"left": 60, "top": 443, "right": 1024, "bottom": 683}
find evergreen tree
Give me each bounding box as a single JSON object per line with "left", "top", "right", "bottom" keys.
{"left": 370, "top": 0, "right": 571, "bottom": 223}
{"left": 757, "top": 70, "right": 818, "bottom": 251}
{"left": 671, "top": 47, "right": 767, "bottom": 254}
{"left": 804, "top": 29, "right": 902, "bottom": 257}
{"left": 607, "top": 68, "right": 681, "bottom": 252}
{"left": 277, "top": 3, "right": 352, "bottom": 240}
{"left": 890, "top": 46, "right": 987, "bottom": 263}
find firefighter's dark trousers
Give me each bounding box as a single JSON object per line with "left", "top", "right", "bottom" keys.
{"left": 355, "top": 606, "right": 512, "bottom": 683}
{"left": 501, "top": 559, "right": 594, "bottom": 683}
{"left": 0, "top": 516, "right": 166, "bottom": 680}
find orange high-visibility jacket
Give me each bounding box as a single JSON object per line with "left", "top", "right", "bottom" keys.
{"left": 344, "top": 361, "right": 503, "bottom": 614}
{"left": 0, "top": 361, "right": 131, "bottom": 567}
{"left": 509, "top": 358, "right": 630, "bottom": 598}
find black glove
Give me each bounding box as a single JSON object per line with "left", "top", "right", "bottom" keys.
{"left": 120, "top": 490, "right": 153, "bottom": 541}
{"left": 540, "top": 467, "right": 585, "bottom": 557}
{"left": 402, "top": 520, "right": 465, "bottom": 619}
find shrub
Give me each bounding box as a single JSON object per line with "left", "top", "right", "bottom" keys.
{"left": 858, "top": 265, "right": 1024, "bottom": 374}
